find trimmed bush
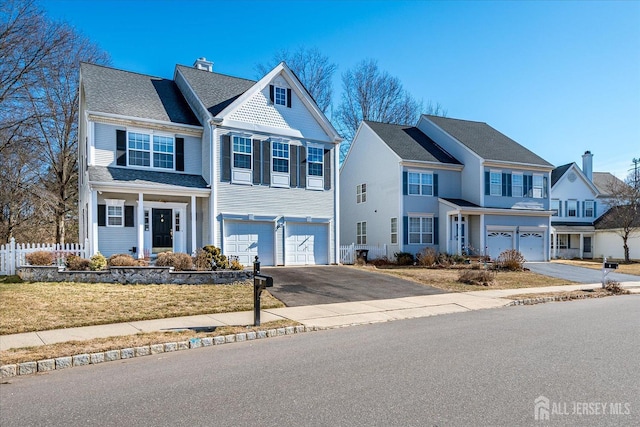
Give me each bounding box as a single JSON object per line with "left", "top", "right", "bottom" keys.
{"left": 229, "top": 257, "right": 244, "bottom": 271}
{"left": 89, "top": 252, "right": 107, "bottom": 270}
{"left": 66, "top": 255, "right": 91, "bottom": 271}
{"left": 417, "top": 247, "right": 437, "bottom": 267}
{"left": 203, "top": 245, "right": 228, "bottom": 270}
{"left": 193, "top": 248, "right": 212, "bottom": 271}
{"left": 107, "top": 254, "right": 137, "bottom": 267}
{"left": 395, "top": 252, "right": 415, "bottom": 266}
{"left": 458, "top": 269, "right": 496, "bottom": 286}
{"left": 25, "top": 251, "right": 55, "bottom": 266}
{"left": 496, "top": 249, "right": 525, "bottom": 271}
{"left": 155, "top": 252, "right": 193, "bottom": 271}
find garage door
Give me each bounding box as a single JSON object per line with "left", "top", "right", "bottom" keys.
{"left": 519, "top": 232, "right": 545, "bottom": 261}
{"left": 224, "top": 221, "right": 274, "bottom": 266}
{"left": 486, "top": 231, "right": 514, "bottom": 260}
{"left": 285, "top": 223, "right": 329, "bottom": 265}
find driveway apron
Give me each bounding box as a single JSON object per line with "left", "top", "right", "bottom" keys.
{"left": 261, "top": 266, "right": 445, "bottom": 307}
{"left": 525, "top": 262, "right": 640, "bottom": 284}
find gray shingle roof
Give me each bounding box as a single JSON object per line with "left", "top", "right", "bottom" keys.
{"left": 551, "top": 163, "right": 572, "bottom": 187}
{"left": 364, "top": 121, "right": 461, "bottom": 164}
{"left": 176, "top": 65, "right": 256, "bottom": 116}
{"left": 592, "top": 172, "right": 625, "bottom": 196}
{"left": 441, "top": 198, "right": 481, "bottom": 208}
{"left": 424, "top": 115, "right": 553, "bottom": 167}
{"left": 80, "top": 63, "right": 200, "bottom": 126}
{"left": 594, "top": 205, "right": 640, "bottom": 229}
{"left": 89, "top": 166, "right": 208, "bottom": 189}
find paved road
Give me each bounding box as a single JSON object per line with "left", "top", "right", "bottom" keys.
{"left": 262, "top": 265, "right": 444, "bottom": 306}
{"left": 2, "top": 296, "right": 638, "bottom": 426}
{"left": 526, "top": 262, "right": 640, "bottom": 284}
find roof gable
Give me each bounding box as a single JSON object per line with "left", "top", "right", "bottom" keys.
{"left": 80, "top": 63, "right": 200, "bottom": 126}
{"left": 423, "top": 115, "right": 553, "bottom": 167}
{"left": 364, "top": 121, "right": 461, "bottom": 164}
{"left": 551, "top": 162, "right": 599, "bottom": 194}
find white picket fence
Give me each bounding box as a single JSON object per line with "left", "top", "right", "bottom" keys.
{"left": 340, "top": 244, "right": 388, "bottom": 264}
{"left": 0, "top": 238, "right": 88, "bottom": 275}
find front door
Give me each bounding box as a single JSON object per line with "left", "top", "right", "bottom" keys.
{"left": 453, "top": 217, "right": 466, "bottom": 252}
{"left": 152, "top": 208, "right": 173, "bottom": 252}
{"left": 583, "top": 236, "right": 593, "bottom": 259}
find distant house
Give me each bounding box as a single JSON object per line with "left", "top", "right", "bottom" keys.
{"left": 78, "top": 58, "right": 342, "bottom": 265}
{"left": 340, "top": 115, "right": 554, "bottom": 261}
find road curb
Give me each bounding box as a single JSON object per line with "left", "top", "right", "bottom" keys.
{"left": 1, "top": 324, "right": 316, "bottom": 379}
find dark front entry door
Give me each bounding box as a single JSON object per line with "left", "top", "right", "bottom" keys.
{"left": 152, "top": 208, "right": 173, "bottom": 249}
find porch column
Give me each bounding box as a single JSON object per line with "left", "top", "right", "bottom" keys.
{"left": 457, "top": 212, "right": 462, "bottom": 255}
{"left": 579, "top": 232, "right": 584, "bottom": 259}
{"left": 137, "top": 193, "right": 144, "bottom": 259}
{"left": 445, "top": 213, "right": 451, "bottom": 254}
{"left": 90, "top": 190, "right": 98, "bottom": 256}
{"left": 479, "top": 214, "right": 486, "bottom": 257}
{"left": 191, "top": 195, "right": 197, "bottom": 255}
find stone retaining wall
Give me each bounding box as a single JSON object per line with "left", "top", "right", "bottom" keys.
{"left": 17, "top": 266, "right": 252, "bottom": 284}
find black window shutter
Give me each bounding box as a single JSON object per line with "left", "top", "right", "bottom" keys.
{"left": 299, "top": 146, "right": 306, "bottom": 188}
{"left": 403, "top": 216, "right": 408, "bottom": 246}
{"left": 403, "top": 171, "right": 408, "bottom": 195}
{"left": 484, "top": 171, "right": 490, "bottom": 195}
{"left": 221, "top": 135, "right": 231, "bottom": 181}
{"left": 262, "top": 141, "right": 270, "bottom": 185}
{"left": 433, "top": 217, "right": 439, "bottom": 245}
{"left": 577, "top": 201, "right": 581, "bottom": 217}
{"left": 98, "top": 204, "right": 106, "bottom": 226}
{"left": 253, "top": 139, "right": 262, "bottom": 185}
{"left": 176, "top": 137, "right": 184, "bottom": 171}
{"left": 124, "top": 206, "right": 134, "bottom": 227}
{"left": 324, "top": 149, "right": 331, "bottom": 190}
{"left": 559, "top": 201, "right": 562, "bottom": 217}
{"left": 565, "top": 201, "right": 568, "bottom": 215}
{"left": 502, "top": 173, "right": 508, "bottom": 196}
{"left": 269, "top": 85, "right": 274, "bottom": 103}
{"left": 433, "top": 173, "right": 439, "bottom": 197}
{"left": 116, "top": 130, "right": 127, "bottom": 166}
{"left": 290, "top": 145, "right": 298, "bottom": 187}
{"left": 592, "top": 202, "right": 596, "bottom": 217}
{"left": 287, "top": 88, "right": 292, "bottom": 108}
{"left": 506, "top": 173, "right": 512, "bottom": 197}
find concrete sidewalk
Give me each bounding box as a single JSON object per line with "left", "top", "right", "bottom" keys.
{"left": 2, "top": 282, "right": 639, "bottom": 352}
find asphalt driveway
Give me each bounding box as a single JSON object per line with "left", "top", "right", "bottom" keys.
{"left": 525, "top": 262, "right": 640, "bottom": 284}
{"left": 261, "top": 266, "right": 445, "bottom": 307}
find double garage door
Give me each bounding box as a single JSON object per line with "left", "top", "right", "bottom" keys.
{"left": 224, "top": 220, "right": 328, "bottom": 266}
{"left": 486, "top": 230, "right": 545, "bottom": 262}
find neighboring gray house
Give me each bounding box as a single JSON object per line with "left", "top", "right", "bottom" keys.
{"left": 78, "top": 59, "right": 342, "bottom": 265}
{"left": 340, "top": 115, "right": 554, "bottom": 261}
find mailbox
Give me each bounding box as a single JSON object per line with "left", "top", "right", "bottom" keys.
{"left": 604, "top": 262, "right": 619, "bottom": 270}
{"left": 253, "top": 256, "right": 273, "bottom": 326}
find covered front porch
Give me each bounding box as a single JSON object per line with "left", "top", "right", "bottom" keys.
{"left": 551, "top": 223, "right": 594, "bottom": 259}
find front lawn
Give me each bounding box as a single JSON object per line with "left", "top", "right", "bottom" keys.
{"left": 0, "top": 281, "right": 284, "bottom": 335}
{"left": 372, "top": 266, "right": 574, "bottom": 292}
{"left": 552, "top": 259, "right": 640, "bottom": 276}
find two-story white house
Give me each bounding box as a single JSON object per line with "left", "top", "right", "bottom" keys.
{"left": 78, "top": 59, "right": 342, "bottom": 266}
{"left": 340, "top": 115, "right": 554, "bottom": 261}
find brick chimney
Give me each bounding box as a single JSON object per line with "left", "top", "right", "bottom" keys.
{"left": 193, "top": 57, "right": 213, "bottom": 72}
{"left": 582, "top": 150, "right": 593, "bottom": 181}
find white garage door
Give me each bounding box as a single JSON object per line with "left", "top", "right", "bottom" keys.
{"left": 224, "top": 221, "right": 274, "bottom": 266}
{"left": 519, "top": 232, "right": 545, "bottom": 261}
{"left": 285, "top": 223, "right": 329, "bottom": 265}
{"left": 486, "top": 231, "right": 514, "bottom": 260}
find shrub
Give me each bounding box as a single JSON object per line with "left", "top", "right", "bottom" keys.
{"left": 436, "top": 253, "right": 452, "bottom": 267}
{"left": 108, "top": 253, "right": 137, "bottom": 267}
{"left": 395, "top": 252, "right": 415, "bottom": 266}
{"left": 417, "top": 247, "right": 437, "bottom": 267}
{"left": 155, "top": 252, "right": 193, "bottom": 271}
{"left": 89, "top": 252, "right": 107, "bottom": 270}
{"left": 370, "top": 256, "right": 391, "bottom": 267}
{"left": 193, "top": 248, "right": 213, "bottom": 271}
{"left": 496, "top": 249, "right": 525, "bottom": 271}
{"left": 25, "top": 251, "right": 55, "bottom": 266}
{"left": 66, "top": 255, "right": 91, "bottom": 271}
{"left": 229, "top": 256, "right": 243, "bottom": 271}
{"left": 458, "top": 269, "right": 496, "bottom": 286}
{"left": 605, "top": 280, "right": 629, "bottom": 295}
{"left": 203, "top": 245, "right": 228, "bottom": 270}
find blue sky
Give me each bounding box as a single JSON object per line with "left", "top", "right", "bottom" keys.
{"left": 43, "top": 0, "right": 639, "bottom": 178}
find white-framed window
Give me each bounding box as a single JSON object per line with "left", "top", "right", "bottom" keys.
{"left": 128, "top": 132, "right": 174, "bottom": 170}
{"left": 105, "top": 199, "right": 124, "bottom": 227}
{"left": 584, "top": 200, "right": 594, "bottom": 217}
{"left": 232, "top": 136, "right": 252, "bottom": 169}
{"left": 551, "top": 199, "right": 560, "bottom": 216}
{"left": 490, "top": 171, "right": 502, "bottom": 196}
{"left": 390, "top": 217, "right": 398, "bottom": 244}
{"left": 409, "top": 216, "right": 433, "bottom": 245}
{"left": 144, "top": 210, "right": 149, "bottom": 231}
{"left": 512, "top": 173, "right": 523, "bottom": 197}
{"left": 175, "top": 211, "right": 180, "bottom": 232}
{"left": 357, "top": 183, "right": 367, "bottom": 204}
{"left": 356, "top": 221, "right": 367, "bottom": 244}
{"left": 274, "top": 86, "right": 287, "bottom": 106}
{"left": 533, "top": 174, "right": 544, "bottom": 198}
{"left": 308, "top": 146, "right": 323, "bottom": 177}
{"left": 557, "top": 235, "right": 568, "bottom": 249}
{"left": 567, "top": 200, "right": 577, "bottom": 217}
{"left": 408, "top": 172, "right": 434, "bottom": 196}
{"left": 272, "top": 141, "right": 289, "bottom": 173}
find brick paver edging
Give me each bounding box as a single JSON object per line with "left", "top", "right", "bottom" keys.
{"left": 1, "top": 325, "right": 314, "bottom": 378}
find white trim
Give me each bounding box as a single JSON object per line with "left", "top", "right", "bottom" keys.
{"left": 89, "top": 182, "right": 210, "bottom": 196}
{"left": 87, "top": 111, "right": 203, "bottom": 136}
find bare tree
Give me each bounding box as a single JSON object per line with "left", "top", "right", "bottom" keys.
{"left": 256, "top": 46, "right": 337, "bottom": 113}
{"left": 598, "top": 171, "right": 640, "bottom": 262}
